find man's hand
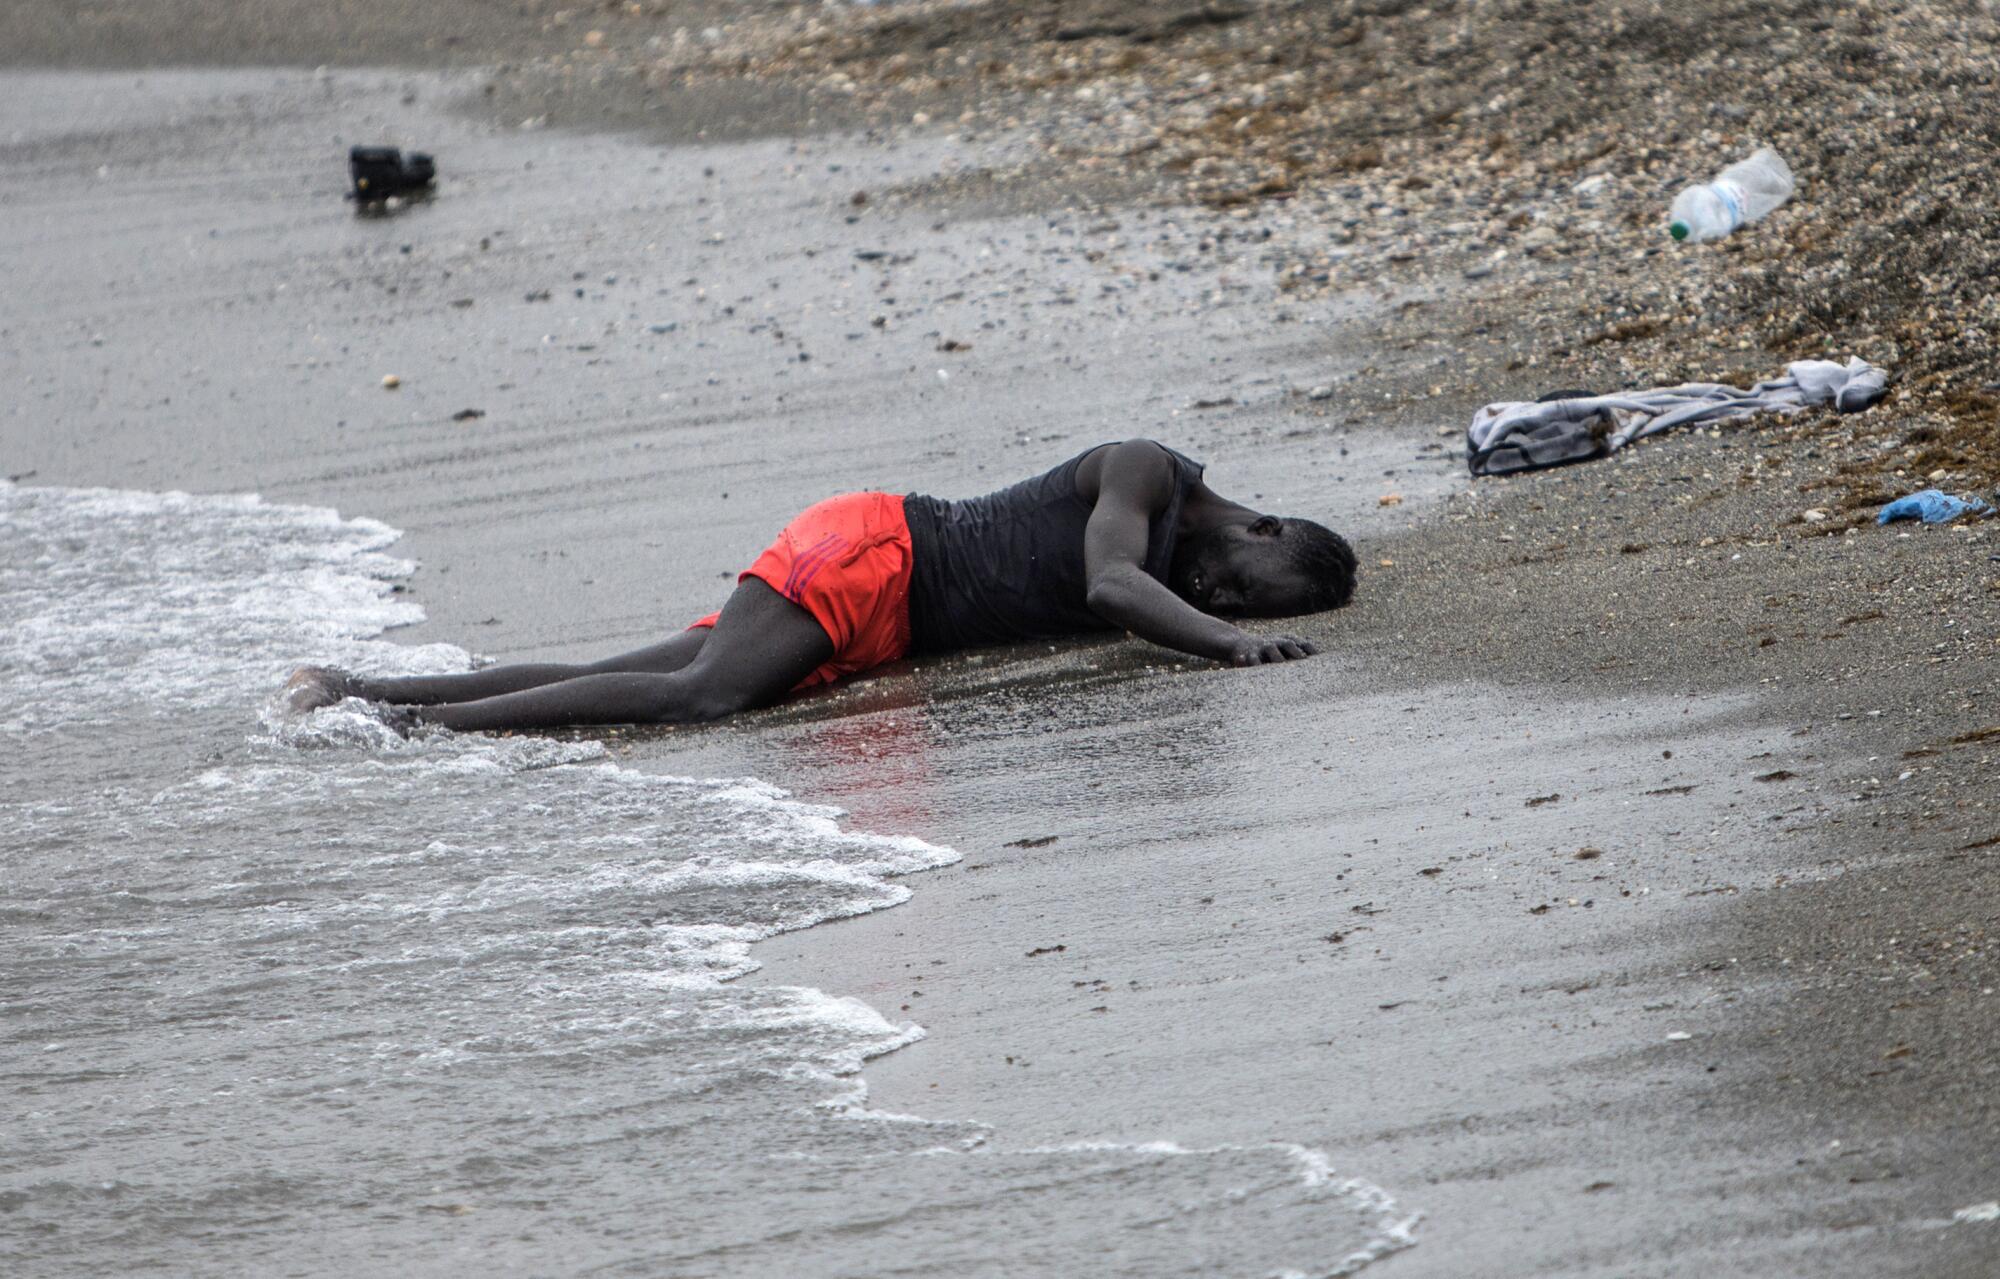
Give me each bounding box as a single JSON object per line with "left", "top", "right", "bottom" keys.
{"left": 1226, "top": 632, "right": 1319, "bottom": 666}
{"left": 1081, "top": 440, "right": 1331, "bottom": 670}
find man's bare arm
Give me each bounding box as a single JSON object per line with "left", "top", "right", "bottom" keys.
{"left": 1080, "top": 440, "right": 1316, "bottom": 666}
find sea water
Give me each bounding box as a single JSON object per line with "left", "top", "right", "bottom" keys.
{"left": 0, "top": 481, "right": 1413, "bottom": 1276}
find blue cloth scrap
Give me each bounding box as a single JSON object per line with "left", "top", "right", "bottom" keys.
{"left": 1876, "top": 489, "right": 1994, "bottom": 525}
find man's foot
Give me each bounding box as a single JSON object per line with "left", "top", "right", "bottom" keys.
{"left": 283, "top": 666, "right": 360, "bottom": 713}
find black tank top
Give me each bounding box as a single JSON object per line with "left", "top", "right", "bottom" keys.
{"left": 902, "top": 443, "right": 1205, "bottom": 655}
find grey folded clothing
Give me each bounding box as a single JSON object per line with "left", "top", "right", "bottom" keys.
{"left": 1466, "top": 356, "right": 1889, "bottom": 477}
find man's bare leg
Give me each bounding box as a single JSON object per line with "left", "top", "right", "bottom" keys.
{"left": 409, "top": 579, "right": 833, "bottom": 732}
{"left": 285, "top": 631, "right": 710, "bottom": 711}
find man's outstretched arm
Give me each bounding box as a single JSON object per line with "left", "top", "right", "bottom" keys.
{"left": 1080, "top": 440, "right": 1316, "bottom": 666}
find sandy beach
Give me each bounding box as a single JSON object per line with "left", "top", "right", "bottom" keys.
{"left": 4, "top": 3, "right": 1997, "bottom": 1275}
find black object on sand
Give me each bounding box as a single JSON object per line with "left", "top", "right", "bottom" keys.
{"left": 349, "top": 146, "right": 436, "bottom": 202}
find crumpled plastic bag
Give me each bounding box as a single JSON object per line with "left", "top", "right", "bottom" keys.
{"left": 1876, "top": 489, "right": 1994, "bottom": 525}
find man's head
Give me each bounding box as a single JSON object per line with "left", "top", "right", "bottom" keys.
{"left": 1169, "top": 516, "right": 1357, "bottom": 618}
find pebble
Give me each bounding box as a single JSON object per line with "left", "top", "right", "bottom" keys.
{"left": 381, "top": 374, "right": 401, "bottom": 390}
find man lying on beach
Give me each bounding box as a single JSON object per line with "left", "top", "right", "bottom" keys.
{"left": 285, "top": 439, "right": 1357, "bottom": 731}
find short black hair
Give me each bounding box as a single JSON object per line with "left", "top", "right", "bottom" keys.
{"left": 1282, "top": 518, "right": 1358, "bottom": 611}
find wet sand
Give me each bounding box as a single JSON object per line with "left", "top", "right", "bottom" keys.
{"left": 4, "top": 29, "right": 1997, "bottom": 1279}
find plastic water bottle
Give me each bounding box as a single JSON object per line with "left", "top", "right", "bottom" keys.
{"left": 1668, "top": 148, "right": 1795, "bottom": 243}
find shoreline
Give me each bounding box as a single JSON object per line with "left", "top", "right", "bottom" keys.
{"left": 4, "top": 9, "right": 1997, "bottom": 1273}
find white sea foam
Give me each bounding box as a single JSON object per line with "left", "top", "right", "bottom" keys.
{"left": 0, "top": 482, "right": 461, "bottom": 732}
{"left": 990, "top": 1138, "right": 1417, "bottom": 1277}
{"left": 1, "top": 479, "right": 1413, "bottom": 1277}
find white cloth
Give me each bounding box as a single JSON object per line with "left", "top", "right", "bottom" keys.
{"left": 1466, "top": 356, "right": 1889, "bottom": 477}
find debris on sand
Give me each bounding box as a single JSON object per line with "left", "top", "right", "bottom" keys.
{"left": 1667, "top": 147, "right": 1795, "bottom": 244}
{"left": 1877, "top": 489, "right": 1994, "bottom": 526}
{"left": 348, "top": 145, "right": 436, "bottom": 204}
{"left": 591, "top": 0, "right": 2000, "bottom": 494}
{"left": 1465, "top": 358, "right": 1887, "bottom": 478}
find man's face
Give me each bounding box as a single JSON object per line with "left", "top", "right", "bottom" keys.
{"left": 1170, "top": 523, "right": 1316, "bottom": 618}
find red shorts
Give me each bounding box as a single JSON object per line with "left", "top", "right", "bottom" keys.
{"left": 689, "top": 491, "right": 914, "bottom": 690}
